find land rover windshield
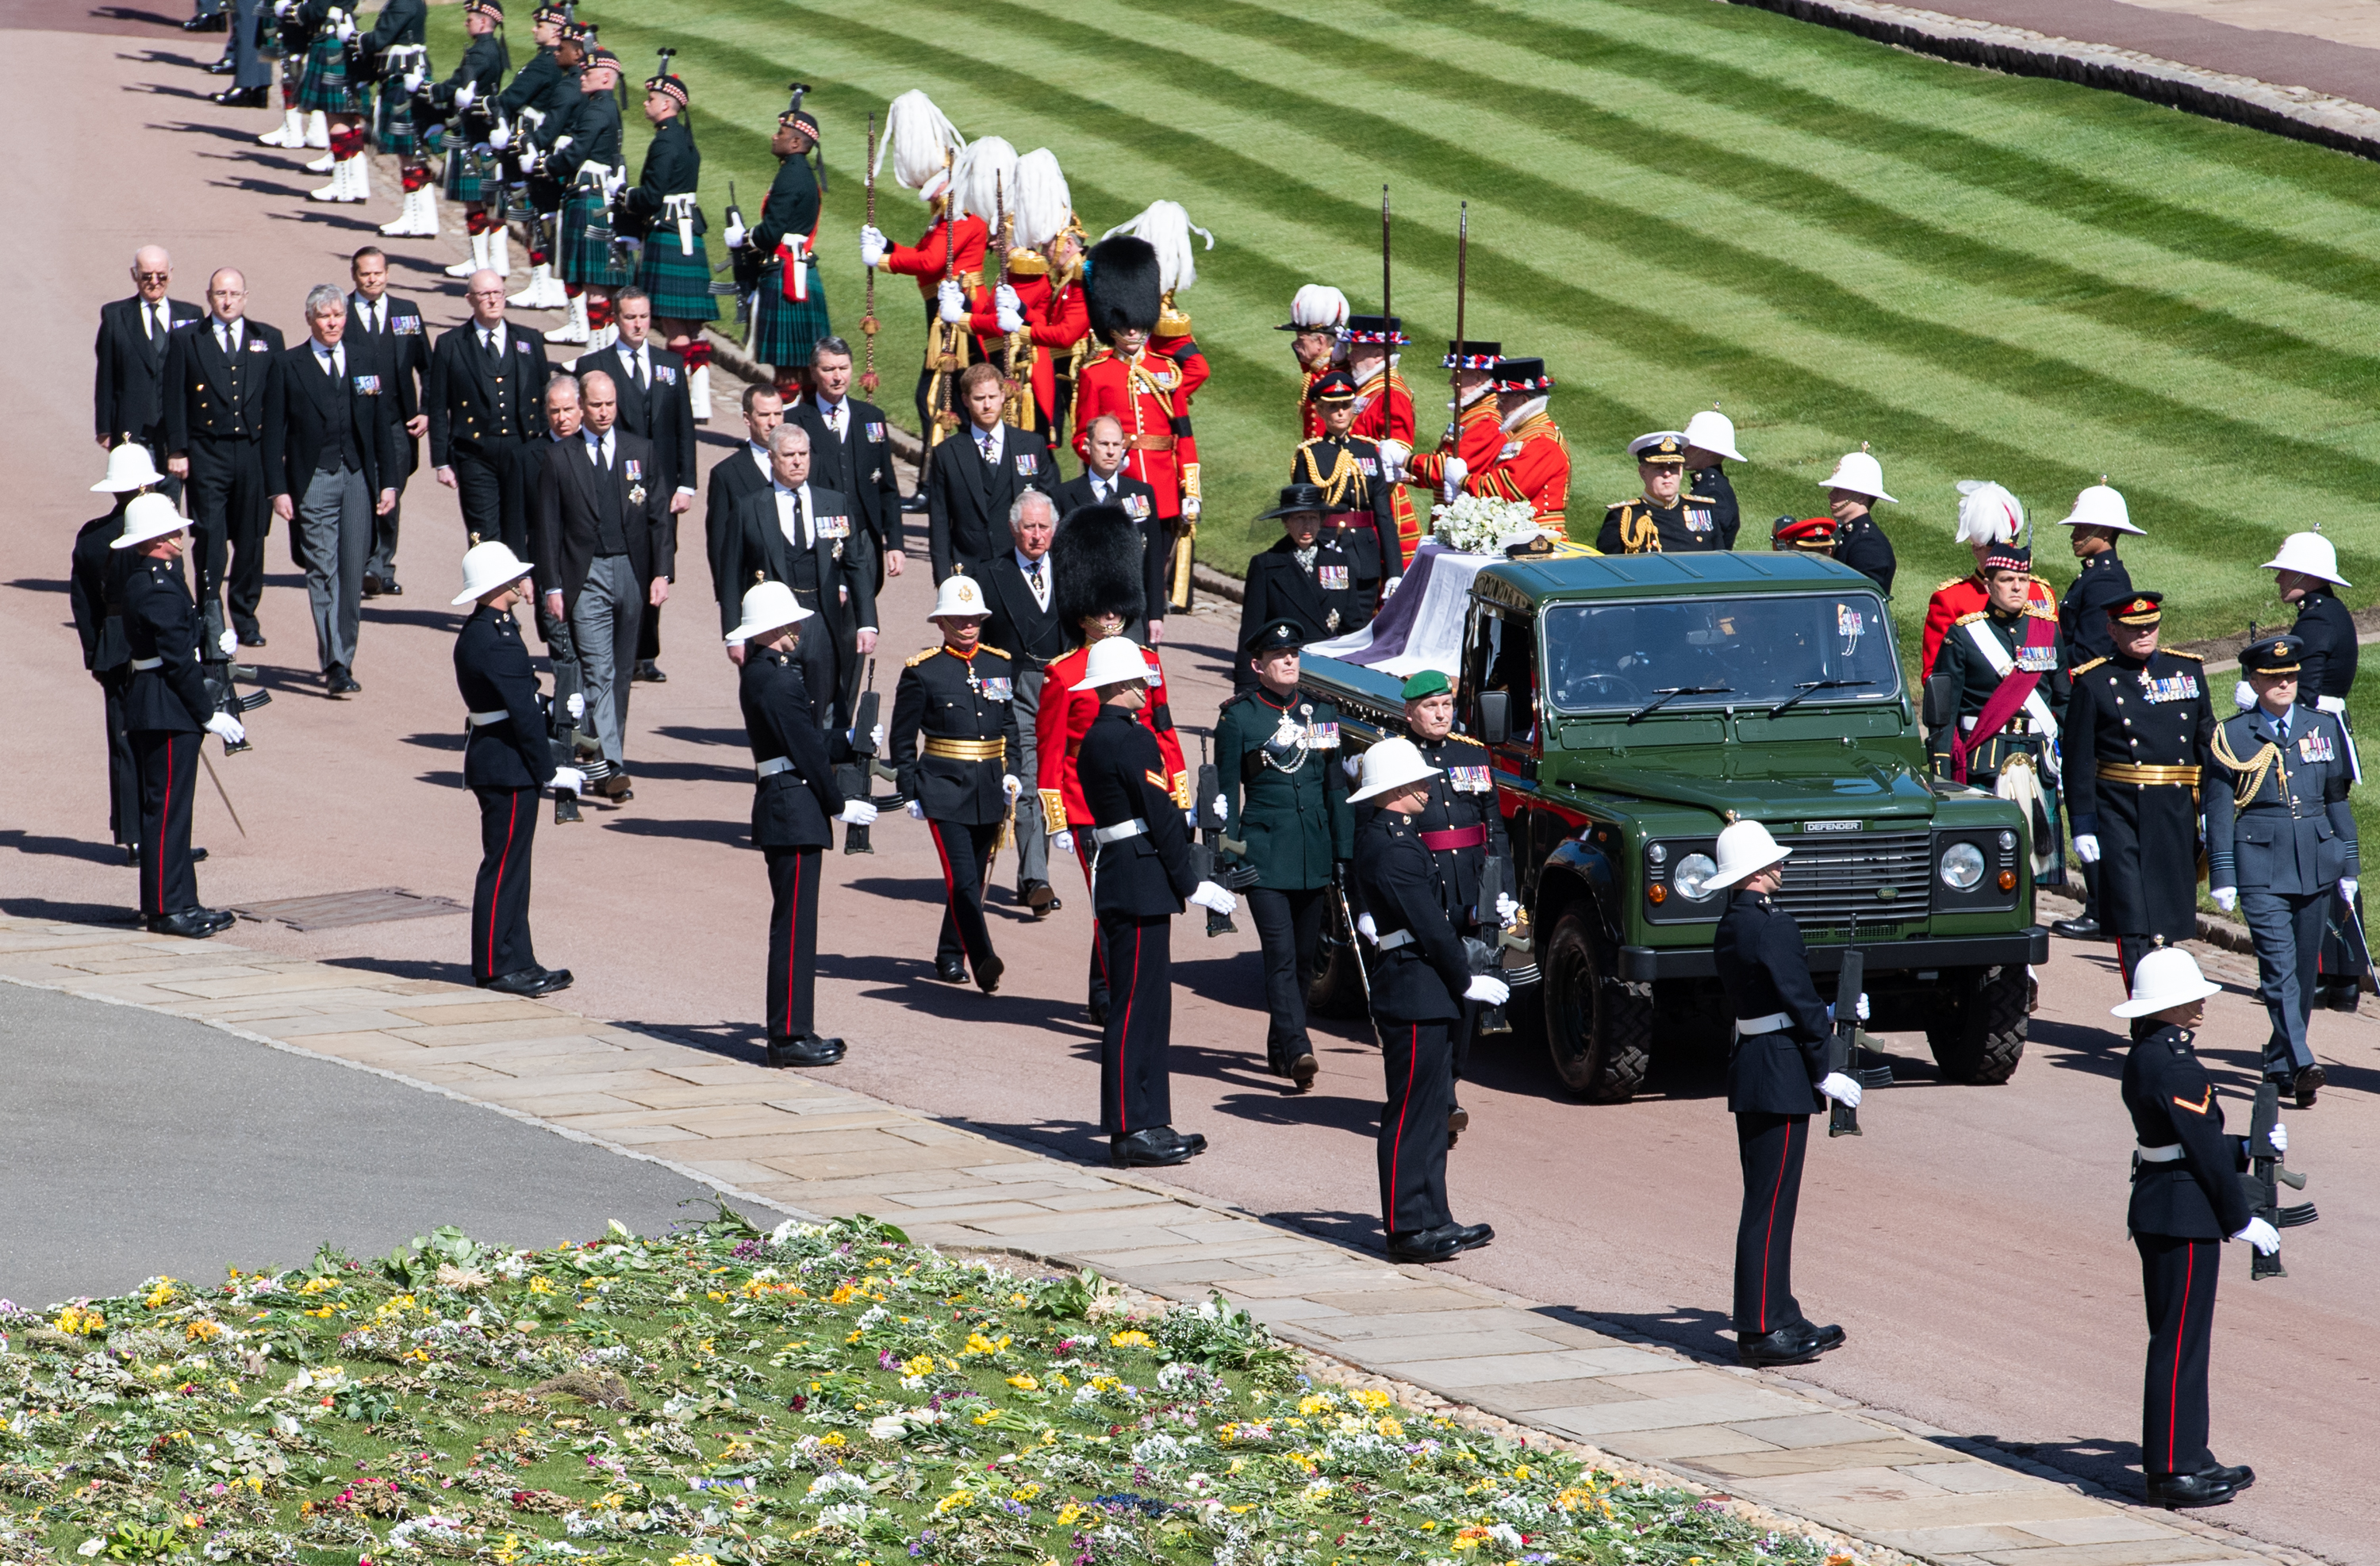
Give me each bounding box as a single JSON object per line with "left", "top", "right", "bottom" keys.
{"left": 1540, "top": 591, "right": 1902, "bottom": 716}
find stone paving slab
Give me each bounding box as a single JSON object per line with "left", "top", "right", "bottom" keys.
{"left": 0, "top": 914, "right": 2302, "bottom": 1566}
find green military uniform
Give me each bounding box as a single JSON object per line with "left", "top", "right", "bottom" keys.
{"left": 1217, "top": 619, "right": 1354, "bottom": 1083}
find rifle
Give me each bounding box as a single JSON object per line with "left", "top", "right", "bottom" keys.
{"left": 2247, "top": 1077, "right": 2318, "bottom": 1280}
{"left": 1826, "top": 946, "right": 1866, "bottom": 1137}
{"left": 1473, "top": 854, "right": 1530, "bottom": 1033}
{"left": 1442, "top": 202, "right": 1466, "bottom": 452}
{"left": 839, "top": 656, "right": 881, "bottom": 854}
{"left": 539, "top": 608, "right": 596, "bottom": 823}
{"left": 200, "top": 668, "right": 273, "bottom": 756}
{"left": 1190, "top": 730, "right": 1242, "bottom": 936}
{"left": 860, "top": 110, "right": 881, "bottom": 397}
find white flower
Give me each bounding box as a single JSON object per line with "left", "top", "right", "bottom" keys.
{"left": 807, "top": 1472, "right": 871, "bottom": 1500}
{"left": 1432, "top": 493, "right": 1541, "bottom": 555}
{"left": 868, "top": 1414, "right": 908, "bottom": 1441}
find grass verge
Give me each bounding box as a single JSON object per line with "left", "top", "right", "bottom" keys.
{"left": 0, "top": 1214, "right": 1844, "bottom": 1566}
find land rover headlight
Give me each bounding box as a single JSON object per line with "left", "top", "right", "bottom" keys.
{"left": 1939, "top": 841, "right": 1986, "bottom": 892}
{"left": 1672, "top": 853, "right": 1719, "bottom": 902}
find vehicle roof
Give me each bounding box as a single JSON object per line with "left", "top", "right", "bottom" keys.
{"left": 1479, "top": 551, "right": 1878, "bottom": 604}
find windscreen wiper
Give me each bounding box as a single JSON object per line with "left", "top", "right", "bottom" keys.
{"left": 1628, "top": 685, "right": 1731, "bottom": 724}
{"left": 1768, "top": 678, "right": 1875, "bottom": 720}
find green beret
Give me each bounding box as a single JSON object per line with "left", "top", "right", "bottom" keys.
{"left": 1400, "top": 670, "right": 1452, "bottom": 700}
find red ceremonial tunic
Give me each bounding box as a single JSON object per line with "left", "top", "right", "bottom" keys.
{"left": 967, "top": 271, "right": 1091, "bottom": 428}
{"left": 881, "top": 211, "right": 990, "bottom": 299}
{"left": 1069, "top": 347, "right": 1198, "bottom": 520}
{"left": 1461, "top": 413, "right": 1572, "bottom": 535}
{"left": 1035, "top": 640, "right": 1189, "bottom": 835}
{"left": 1403, "top": 397, "right": 1506, "bottom": 509}
{"left": 1351, "top": 368, "right": 1421, "bottom": 563}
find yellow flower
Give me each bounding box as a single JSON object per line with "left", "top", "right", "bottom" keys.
{"left": 1010, "top": 1293, "right": 1030, "bottom": 1307}
{"left": 528, "top": 1277, "right": 554, "bottom": 1295}
{"left": 1349, "top": 1388, "right": 1391, "bottom": 1413}
{"left": 1054, "top": 1503, "right": 1085, "bottom": 1525}
{"left": 184, "top": 1319, "right": 222, "bottom": 1344}
{"left": 1377, "top": 1417, "right": 1404, "bottom": 1440}
{"left": 971, "top": 1409, "right": 1001, "bottom": 1426}
{"left": 964, "top": 1330, "right": 1011, "bottom": 1357}
{"left": 828, "top": 1284, "right": 859, "bottom": 1305}
{"left": 1297, "top": 1394, "right": 1335, "bottom": 1416}
{"left": 144, "top": 1281, "right": 178, "bottom": 1310}
{"left": 1010, "top": 1483, "right": 1041, "bottom": 1502}
{"left": 707, "top": 1291, "right": 728, "bottom": 1303}
{"left": 935, "top": 1490, "right": 973, "bottom": 1514}
{"left": 1006, "top": 1375, "right": 1039, "bottom": 1391}
{"left": 53, "top": 1306, "right": 106, "bottom": 1336}
{"left": 181, "top": 1513, "right": 202, "bottom": 1529}
{"left": 816, "top": 1434, "right": 846, "bottom": 1448}
{"left": 1107, "top": 1330, "right": 1154, "bottom": 1350}
{"left": 1508, "top": 1464, "right": 1531, "bottom": 1482}
{"left": 902, "top": 1355, "right": 937, "bottom": 1376}
{"left": 1227, "top": 1504, "right": 1253, "bottom": 1514}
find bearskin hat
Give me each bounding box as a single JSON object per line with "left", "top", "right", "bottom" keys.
{"left": 1084, "top": 236, "right": 1161, "bottom": 340}
{"left": 1051, "top": 503, "right": 1146, "bottom": 641}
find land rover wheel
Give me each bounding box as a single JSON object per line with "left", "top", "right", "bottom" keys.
{"left": 1925, "top": 963, "right": 2029, "bottom": 1084}
{"left": 1541, "top": 910, "right": 1653, "bottom": 1103}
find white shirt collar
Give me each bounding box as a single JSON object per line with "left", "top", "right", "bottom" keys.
{"left": 479, "top": 321, "right": 505, "bottom": 350}
{"left": 214, "top": 316, "right": 241, "bottom": 347}
{"left": 1015, "top": 547, "right": 1047, "bottom": 574}
{"left": 973, "top": 421, "right": 1004, "bottom": 455}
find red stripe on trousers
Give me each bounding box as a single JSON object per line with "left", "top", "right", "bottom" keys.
{"left": 928, "top": 820, "right": 974, "bottom": 965}
{"left": 1760, "top": 1118, "right": 1796, "bottom": 1334}
{"left": 155, "top": 735, "right": 173, "bottom": 913}
{"left": 2169, "top": 1242, "right": 2194, "bottom": 1473}
{"left": 1389, "top": 1024, "right": 1416, "bottom": 1231}
{"left": 1114, "top": 923, "right": 1142, "bottom": 1134}
{"left": 784, "top": 852, "right": 803, "bottom": 1037}
{"left": 486, "top": 791, "right": 518, "bottom": 980}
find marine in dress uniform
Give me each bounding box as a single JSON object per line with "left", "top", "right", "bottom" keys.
{"left": 1816, "top": 447, "right": 1896, "bottom": 596}
{"left": 1341, "top": 315, "right": 1422, "bottom": 569}
{"left": 161, "top": 275, "right": 284, "bottom": 654}
{"left": 737, "top": 97, "right": 830, "bottom": 396}
{"left": 74, "top": 449, "right": 171, "bottom": 857}
{"left": 731, "top": 581, "right": 877, "bottom": 1068}
{"left": 1070, "top": 635, "right": 1235, "bottom": 1166}
{"left": 1216, "top": 620, "right": 1353, "bottom": 1087}
{"left": 1234, "top": 486, "right": 1365, "bottom": 691}
{"left": 1926, "top": 546, "right": 2071, "bottom": 886}
{"left": 2263, "top": 532, "right": 2368, "bottom": 1008}
{"left": 1400, "top": 340, "right": 1501, "bottom": 515}
{"left": 1347, "top": 739, "right": 1501, "bottom": 1265}
{"left": 450, "top": 541, "right": 582, "bottom": 997}
{"left": 1289, "top": 370, "right": 1400, "bottom": 605}
{"left": 1680, "top": 406, "right": 1746, "bottom": 551}
{"left": 2048, "top": 483, "right": 2144, "bottom": 940}
{"left": 1035, "top": 506, "right": 1190, "bottom": 1022}
{"left": 2206, "top": 635, "right": 2358, "bottom": 1105}
{"left": 2062, "top": 593, "right": 2215, "bottom": 988}
{"left": 719, "top": 426, "right": 878, "bottom": 731}
{"left": 1707, "top": 819, "right": 1860, "bottom": 1368}
{"left": 113, "top": 497, "right": 245, "bottom": 938}
{"left": 890, "top": 575, "right": 1023, "bottom": 995}
{"left": 1069, "top": 237, "right": 1200, "bottom": 608}
{"left": 1597, "top": 432, "right": 1722, "bottom": 555}
{"left": 2113, "top": 949, "right": 2274, "bottom": 1510}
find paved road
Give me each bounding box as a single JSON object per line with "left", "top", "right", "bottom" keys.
{"left": 1913, "top": 0, "right": 2380, "bottom": 108}
{"left": 6, "top": 16, "right": 2377, "bottom": 1564}
{"left": 0, "top": 981, "right": 724, "bottom": 1307}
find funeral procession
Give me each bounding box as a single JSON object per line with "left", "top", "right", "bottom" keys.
{"left": 21, "top": 2, "right": 2380, "bottom": 1560}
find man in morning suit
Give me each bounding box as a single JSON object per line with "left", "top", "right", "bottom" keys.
{"left": 977, "top": 489, "right": 1069, "bottom": 917}
{"left": 429, "top": 268, "right": 553, "bottom": 555}
{"left": 95, "top": 246, "right": 204, "bottom": 488}
{"left": 571, "top": 288, "right": 697, "bottom": 684}
{"left": 927, "top": 361, "right": 1058, "bottom": 584}
{"left": 705, "top": 383, "right": 784, "bottom": 629}
{"left": 721, "top": 424, "right": 879, "bottom": 727}
{"left": 263, "top": 285, "right": 397, "bottom": 695}
{"left": 791, "top": 336, "right": 905, "bottom": 716}
{"left": 163, "top": 267, "right": 283, "bottom": 654}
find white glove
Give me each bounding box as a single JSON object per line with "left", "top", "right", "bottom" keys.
{"left": 455, "top": 82, "right": 477, "bottom": 110}
{"left": 2342, "top": 878, "right": 2359, "bottom": 903}
{"left": 937, "top": 279, "right": 967, "bottom": 325}
{"left": 2212, "top": 886, "right": 2238, "bottom": 913}
{"left": 548, "top": 766, "right": 585, "bottom": 796}
{"left": 488, "top": 120, "right": 512, "bottom": 151}
{"left": 2231, "top": 1217, "right": 2281, "bottom": 1256}
{"left": 996, "top": 283, "right": 1021, "bottom": 314}
{"left": 1440, "top": 456, "right": 1467, "bottom": 501}
{"left": 1495, "top": 892, "right": 1519, "bottom": 929}
{"left": 1053, "top": 831, "right": 1075, "bottom": 855}
{"left": 1356, "top": 912, "right": 1378, "bottom": 944}
{"left": 333, "top": 11, "right": 356, "bottom": 41}
{"left": 204, "top": 712, "right": 246, "bottom": 746}
{"left": 2234, "top": 679, "right": 2257, "bottom": 712}
{"left": 1818, "top": 1072, "right": 1863, "bottom": 1109}
{"left": 858, "top": 225, "right": 888, "bottom": 268}
{"left": 905, "top": 800, "right": 927, "bottom": 821}
{"left": 2074, "top": 834, "right": 2100, "bottom": 865}
{"left": 1188, "top": 881, "right": 1237, "bottom": 917}
{"left": 2269, "top": 1122, "right": 2289, "bottom": 1154}
{"left": 565, "top": 692, "right": 584, "bottom": 724}
{"left": 840, "top": 800, "right": 879, "bottom": 826}
{"left": 996, "top": 301, "right": 1025, "bottom": 335}
{"left": 218, "top": 628, "right": 238, "bottom": 658}
{"left": 1854, "top": 992, "right": 1870, "bottom": 1023}
{"left": 724, "top": 214, "right": 747, "bottom": 249}
{"left": 1376, "top": 438, "right": 1411, "bottom": 482}
{"left": 1342, "top": 755, "right": 1361, "bottom": 781}
{"left": 273, "top": 0, "right": 294, "bottom": 14}
{"left": 1463, "top": 974, "right": 1510, "bottom": 1007}
{"left": 1210, "top": 792, "right": 1229, "bottom": 825}
{"left": 1181, "top": 494, "right": 1201, "bottom": 522}
{"left": 402, "top": 68, "right": 426, "bottom": 94}
{"left": 1380, "top": 575, "right": 1401, "bottom": 600}
{"left": 847, "top": 721, "right": 884, "bottom": 751}
{"left": 1003, "top": 773, "right": 1023, "bottom": 800}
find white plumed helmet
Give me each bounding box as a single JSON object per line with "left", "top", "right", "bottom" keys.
{"left": 874, "top": 90, "right": 965, "bottom": 202}
{"left": 1100, "top": 201, "right": 1214, "bottom": 294}
{"left": 954, "top": 136, "right": 1019, "bottom": 226}
{"left": 1280, "top": 283, "right": 1349, "bottom": 332}
{"left": 1953, "top": 479, "right": 2023, "bottom": 545}
{"left": 1010, "top": 148, "right": 1073, "bottom": 250}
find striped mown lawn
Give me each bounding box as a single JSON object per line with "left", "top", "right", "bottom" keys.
{"left": 430, "top": 0, "right": 2379, "bottom": 641}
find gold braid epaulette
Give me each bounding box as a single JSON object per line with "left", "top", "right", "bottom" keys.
{"left": 906, "top": 646, "right": 942, "bottom": 666}
{"left": 1293, "top": 438, "right": 1362, "bottom": 509}
{"left": 2166, "top": 649, "right": 2205, "bottom": 661}
{"left": 2072, "top": 656, "right": 2108, "bottom": 675}
{"left": 2210, "top": 721, "right": 2282, "bottom": 815}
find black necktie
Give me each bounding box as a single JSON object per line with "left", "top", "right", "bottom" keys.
{"left": 482, "top": 329, "right": 501, "bottom": 365}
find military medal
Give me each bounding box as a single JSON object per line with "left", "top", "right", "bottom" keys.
{"left": 2300, "top": 731, "right": 2336, "bottom": 762}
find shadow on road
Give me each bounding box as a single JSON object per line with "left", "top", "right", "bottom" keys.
{"left": 401, "top": 730, "right": 466, "bottom": 752}
{"left": 0, "top": 897, "right": 140, "bottom": 926}
{"left": 1560, "top": 1305, "right": 1741, "bottom": 1365}
{"left": 0, "top": 829, "right": 130, "bottom": 869}
{"left": 653, "top": 725, "right": 747, "bottom": 749}
{"left": 6, "top": 577, "right": 68, "bottom": 594}
{"left": 1978, "top": 1434, "right": 2146, "bottom": 1509}
{"left": 1269, "top": 1207, "right": 1388, "bottom": 1253}
{"left": 323, "top": 954, "right": 478, "bottom": 987}
{"left": 601, "top": 816, "right": 748, "bottom": 847}
{"left": 618, "top": 758, "right": 749, "bottom": 786}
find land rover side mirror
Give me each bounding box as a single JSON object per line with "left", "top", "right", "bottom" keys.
{"left": 1477, "top": 690, "right": 1511, "bottom": 747}
{"left": 1922, "top": 673, "right": 1956, "bottom": 731}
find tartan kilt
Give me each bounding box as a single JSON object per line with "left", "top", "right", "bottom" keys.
{"left": 295, "top": 36, "right": 368, "bottom": 113}
{"left": 373, "top": 82, "right": 422, "bottom": 158}
{"left": 443, "top": 140, "right": 490, "bottom": 203}
{"left": 750, "top": 259, "right": 829, "bottom": 369}
{"left": 635, "top": 232, "right": 719, "bottom": 323}
{"left": 557, "top": 186, "right": 632, "bottom": 287}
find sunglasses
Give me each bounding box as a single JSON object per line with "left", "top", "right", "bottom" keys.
{"left": 135, "top": 272, "right": 171, "bottom": 282}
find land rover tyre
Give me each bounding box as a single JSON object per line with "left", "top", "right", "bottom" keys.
{"left": 1925, "top": 962, "right": 2029, "bottom": 1084}
{"left": 1541, "top": 909, "right": 1653, "bottom": 1102}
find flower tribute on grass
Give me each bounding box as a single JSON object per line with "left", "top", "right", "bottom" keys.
{"left": 0, "top": 1214, "right": 1842, "bottom": 1565}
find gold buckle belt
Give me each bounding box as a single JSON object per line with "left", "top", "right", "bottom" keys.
{"left": 2097, "top": 762, "right": 2202, "bottom": 786}
{"left": 923, "top": 736, "right": 1006, "bottom": 762}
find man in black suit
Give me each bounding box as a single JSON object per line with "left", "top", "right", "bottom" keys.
{"left": 1233, "top": 485, "right": 1365, "bottom": 690}
{"left": 1054, "top": 413, "right": 1166, "bottom": 646}
{"left": 791, "top": 336, "right": 906, "bottom": 597}
{"left": 572, "top": 288, "right": 697, "bottom": 685}
{"left": 163, "top": 267, "right": 283, "bottom": 655}
{"left": 926, "top": 361, "right": 1058, "bottom": 585}
{"left": 532, "top": 370, "right": 674, "bottom": 794}
{"left": 94, "top": 246, "right": 205, "bottom": 491}
{"left": 263, "top": 285, "right": 397, "bottom": 696}
{"left": 721, "top": 424, "right": 879, "bottom": 728}
{"left": 705, "top": 382, "right": 784, "bottom": 620}
{"left": 429, "top": 268, "right": 553, "bottom": 555}
{"left": 347, "top": 247, "right": 431, "bottom": 599}
{"left": 977, "top": 488, "right": 1068, "bottom": 916}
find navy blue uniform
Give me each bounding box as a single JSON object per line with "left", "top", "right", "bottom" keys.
{"left": 1352, "top": 810, "right": 1471, "bottom": 1239}
{"left": 1713, "top": 887, "right": 1833, "bottom": 1338}
{"left": 890, "top": 643, "right": 1023, "bottom": 982}
{"left": 741, "top": 649, "right": 852, "bottom": 1044}
{"left": 1079, "top": 705, "right": 1198, "bottom": 1137}
{"left": 2063, "top": 650, "right": 2215, "bottom": 981}
{"left": 454, "top": 605, "right": 555, "bottom": 984}
{"left": 2060, "top": 548, "right": 2132, "bottom": 665}
{"left": 123, "top": 558, "right": 217, "bottom": 921}
{"left": 71, "top": 506, "right": 143, "bottom": 849}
